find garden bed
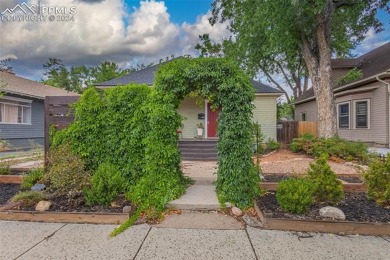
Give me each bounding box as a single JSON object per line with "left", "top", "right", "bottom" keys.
{"left": 0, "top": 184, "right": 20, "bottom": 205}
{"left": 260, "top": 182, "right": 366, "bottom": 192}
{"left": 254, "top": 192, "right": 390, "bottom": 236}
{"left": 0, "top": 175, "right": 23, "bottom": 184}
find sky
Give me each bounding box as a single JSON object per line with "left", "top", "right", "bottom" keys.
{"left": 0, "top": 0, "right": 389, "bottom": 81}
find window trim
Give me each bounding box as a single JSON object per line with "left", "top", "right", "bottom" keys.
{"left": 337, "top": 101, "right": 350, "bottom": 129}
{"left": 0, "top": 97, "right": 32, "bottom": 125}
{"left": 300, "top": 112, "right": 307, "bottom": 121}
{"left": 353, "top": 99, "right": 370, "bottom": 129}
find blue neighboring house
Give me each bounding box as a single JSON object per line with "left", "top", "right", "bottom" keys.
{"left": 0, "top": 71, "right": 79, "bottom": 149}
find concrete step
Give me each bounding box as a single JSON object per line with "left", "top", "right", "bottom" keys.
{"left": 168, "top": 184, "right": 220, "bottom": 210}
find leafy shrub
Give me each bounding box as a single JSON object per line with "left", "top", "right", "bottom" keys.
{"left": 364, "top": 154, "right": 390, "bottom": 205}
{"left": 85, "top": 163, "right": 128, "bottom": 206}
{"left": 22, "top": 169, "right": 44, "bottom": 190}
{"left": 45, "top": 144, "right": 90, "bottom": 198}
{"left": 276, "top": 178, "right": 314, "bottom": 214}
{"left": 307, "top": 154, "right": 344, "bottom": 204}
{"left": 290, "top": 136, "right": 368, "bottom": 162}
{"left": 12, "top": 191, "right": 45, "bottom": 207}
{"left": 253, "top": 122, "right": 265, "bottom": 154}
{"left": 266, "top": 138, "right": 281, "bottom": 151}
{"left": 0, "top": 166, "right": 10, "bottom": 175}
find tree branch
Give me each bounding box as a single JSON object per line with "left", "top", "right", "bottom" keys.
{"left": 260, "top": 66, "right": 291, "bottom": 103}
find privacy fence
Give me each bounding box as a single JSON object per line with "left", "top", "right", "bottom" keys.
{"left": 277, "top": 121, "right": 318, "bottom": 147}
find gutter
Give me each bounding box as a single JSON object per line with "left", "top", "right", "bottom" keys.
{"left": 376, "top": 74, "right": 390, "bottom": 148}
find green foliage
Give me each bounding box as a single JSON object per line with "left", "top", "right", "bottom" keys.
{"left": 364, "top": 155, "right": 390, "bottom": 205}
{"left": 0, "top": 166, "right": 10, "bottom": 175}
{"left": 307, "top": 155, "right": 344, "bottom": 204}
{"left": 266, "top": 138, "right": 281, "bottom": 151}
{"left": 276, "top": 178, "right": 314, "bottom": 214}
{"left": 150, "top": 57, "right": 260, "bottom": 209}
{"left": 12, "top": 191, "right": 45, "bottom": 207}
{"left": 277, "top": 99, "right": 295, "bottom": 120}
{"left": 289, "top": 136, "right": 369, "bottom": 162}
{"left": 63, "top": 85, "right": 151, "bottom": 185}
{"left": 110, "top": 208, "right": 142, "bottom": 237}
{"left": 85, "top": 163, "right": 128, "bottom": 206}
{"left": 253, "top": 122, "right": 265, "bottom": 154}
{"left": 336, "top": 68, "right": 363, "bottom": 86}
{"left": 45, "top": 144, "right": 90, "bottom": 198}
{"left": 21, "top": 169, "right": 44, "bottom": 190}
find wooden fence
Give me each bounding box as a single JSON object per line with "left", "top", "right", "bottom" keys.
{"left": 277, "top": 121, "right": 318, "bottom": 147}
{"left": 44, "top": 96, "right": 80, "bottom": 159}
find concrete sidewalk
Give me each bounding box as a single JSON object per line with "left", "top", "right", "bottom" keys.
{"left": 1, "top": 220, "right": 389, "bottom": 260}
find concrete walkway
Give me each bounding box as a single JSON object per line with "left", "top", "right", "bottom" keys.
{"left": 169, "top": 161, "right": 220, "bottom": 210}
{"left": 1, "top": 220, "right": 389, "bottom": 260}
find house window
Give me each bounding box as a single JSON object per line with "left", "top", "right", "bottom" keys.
{"left": 0, "top": 98, "right": 32, "bottom": 124}
{"left": 355, "top": 100, "right": 369, "bottom": 129}
{"left": 337, "top": 102, "right": 350, "bottom": 129}
{"left": 301, "top": 113, "right": 306, "bottom": 121}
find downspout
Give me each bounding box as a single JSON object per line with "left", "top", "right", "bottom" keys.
{"left": 376, "top": 76, "right": 390, "bottom": 148}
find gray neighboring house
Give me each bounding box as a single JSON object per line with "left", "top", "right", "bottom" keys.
{"left": 0, "top": 71, "right": 79, "bottom": 148}
{"left": 96, "top": 63, "right": 283, "bottom": 140}
{"left": 295, "top": 42, "right": 390, "bottom": 147}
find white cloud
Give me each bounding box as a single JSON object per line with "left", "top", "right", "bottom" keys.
{"left": 0, "top": 0, "right": 230, "bottom": 79}
{"left": 353, "top": 28, "right": 389, "bottom": 56}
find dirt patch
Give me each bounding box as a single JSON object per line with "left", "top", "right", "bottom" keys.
{"left": 259, "top": 149, "right": 361, "bottom": 175}
{"left": 0, "top": 184, "right": 20, "bottom": 205}
{"left": 256, "top": 192, "right": 390, "bottom": 223}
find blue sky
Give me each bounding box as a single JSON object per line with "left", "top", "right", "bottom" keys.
{"left": 0, "top": 0, "right": 389, "bottom": 80}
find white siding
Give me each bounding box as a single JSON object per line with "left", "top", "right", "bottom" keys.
{"left": 177, "top": 97, "right": 205, "bottom": 139}
{"left": 253, "top": 95, "right": 278, "bottom": 140}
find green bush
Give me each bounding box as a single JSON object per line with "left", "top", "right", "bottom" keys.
{"left": 307, "top": 154, "right": 344, "bottom": 204}
{"left": 45, "top": 144, "right": 90, "bottom": 198}
{"left": 253, "top": 122, "right": 265, "bottom": 154}
{"left": 276, "top": 178, "right": 314, "bottom": 214}
{"left": 266, "top": 138, "right": 281, "bottom": 151}
{"left": 12, "top": 191, "right": 45, "bottom": 207}
{"left": 364, "top": 155, "right": 390, "bottom": 205}
{"left": 0, "top": 166, "right": 10, "bottom": 175}
{"left": 22, "top": 169, "right": 44, "bottom": 190}
{"left": 290, "top": 136, "right": 368, "bottom": 162}
{"left": 85, "top": 163, "right": 128, "bottom": 206}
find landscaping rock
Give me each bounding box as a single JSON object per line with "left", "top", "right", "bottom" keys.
{"left": 231, "top": 207, "right": 243, "bottom": 217}
{"left": 242, "top": 215, "right": 263, "bottom": 228}
{"left": 31, "top": 183, "right": 45, "bottom": 191}
{"left": 35, "top": 201, "right": 51, "bottom": 211}
{"left": 123, "top": 206, "right": 132, "bottom": 214}
{"left": 319, "top": 206, "right": 346, "bottom": 220}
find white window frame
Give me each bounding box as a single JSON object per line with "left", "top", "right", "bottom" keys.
{"left": 337, "top": 101, "right": 350, "bottom": 129}
{"left": 0, "top": 96, "right": 32, "bottom": 125}
{"left": 353, "top": 99, "right": 370, "bottom": 129}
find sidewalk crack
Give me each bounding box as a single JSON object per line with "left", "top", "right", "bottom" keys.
{"left": 245, "top": 227, "right": 259, "bottom": 260}
{"left": 13, "top": 223, "right": 67, "bottom": 260}
{"left": 132, "top": 226, "right": 152, "bottom": 260}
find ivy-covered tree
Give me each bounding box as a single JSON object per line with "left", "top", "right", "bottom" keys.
{"left": 210, "top": 0, "right": 389, "bottom": 137}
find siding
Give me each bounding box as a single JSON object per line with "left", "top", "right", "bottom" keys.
{"left": 336, "top": 83, "right": 388, "bottom": 145}
{"left": 253, "top": 95, "right": 278, "bottom": 140}
{"left": 178, "top": 95, "right": 279, "bottom": 140}
{"left": 177, "top": 97, "right": 205, "bottom": 139}
{"left": 0, "top": 95, "right": 44, "bottom": 140}
{"left": 294, "top": 101, "right": 318, "bottom": 122}
{"left": 295, "top": 81, "right": 389, "bottom": 146}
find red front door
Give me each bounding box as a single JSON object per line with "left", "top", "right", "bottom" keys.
{"left": 207, "top": 103, "right": 220, "bottom": 138}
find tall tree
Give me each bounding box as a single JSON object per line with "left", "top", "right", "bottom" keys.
{"left": 89, "top": 61, "right": 130, "bottom": 85}
{"left": 211, "top": 0, "right": 389, "bottom": 137}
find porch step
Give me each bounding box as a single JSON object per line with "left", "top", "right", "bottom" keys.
{"left": 179, "top": 140, "right": 218, "bottom": 161}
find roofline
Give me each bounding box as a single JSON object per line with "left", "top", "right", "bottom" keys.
{"left": 294, "top": 71, "right": 390, "bottom": 105}
{"left": 255, "top": 93, "right": 284, "bottom": 97}
{"left": 1, "top": 89, "right": 45, "bottom": 100}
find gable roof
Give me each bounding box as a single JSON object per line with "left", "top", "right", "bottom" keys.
{"left": 0, "top": 71, "right": 79, "bottom": 99}
{"left": 95, "top": 62, "right": 282, "bottom": 94}
{"left": 295, "top": 42, "right": 390, "bottom": 104}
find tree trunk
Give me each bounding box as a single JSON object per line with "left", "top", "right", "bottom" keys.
{"left": 300, "top": 17, "right": 337, "bottom": 138}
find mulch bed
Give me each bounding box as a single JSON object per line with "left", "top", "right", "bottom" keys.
{"left": 256, "top": 192, "right": 390, "bottom": 223}
{"left": 15, "top": 194, "right": 131, "bottom": 213}
{"left": 0, "top": 184, "right": 20, "bottom": 205}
